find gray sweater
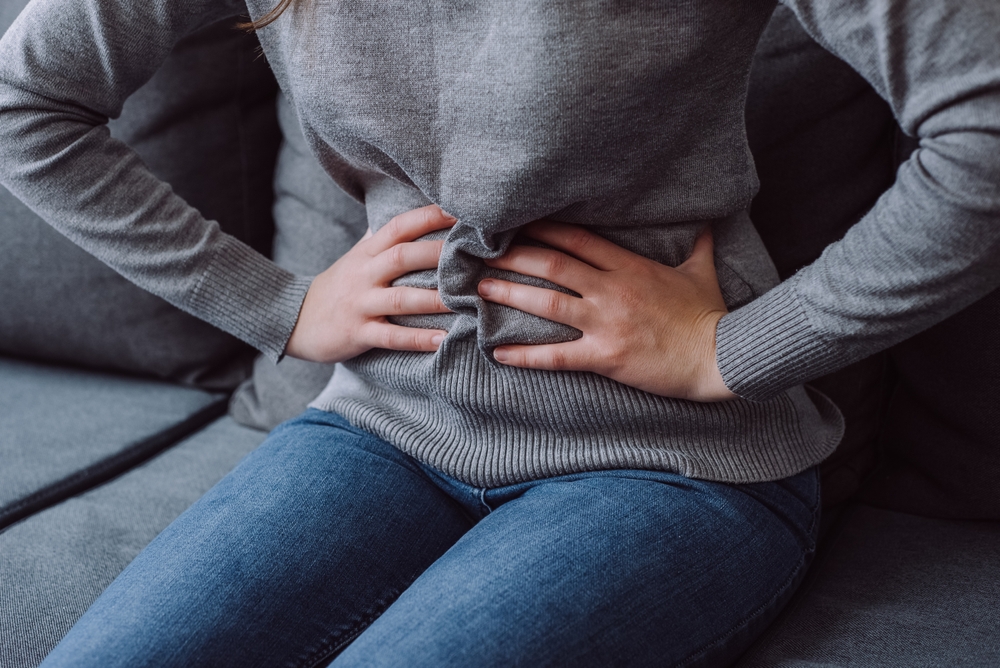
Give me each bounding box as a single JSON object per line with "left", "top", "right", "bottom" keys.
{"left": 1, "top": 0, "right": 999, "bottom": 486}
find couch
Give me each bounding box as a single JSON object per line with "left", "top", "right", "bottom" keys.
{"left": 2, "top": 5, "right": 998, "bottom": 667}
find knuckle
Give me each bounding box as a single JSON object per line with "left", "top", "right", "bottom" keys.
{"left": 568, "top": 228, "right": 594, "bottom": 252}
{"left": 548, "top": 348, "right": 568, "bottom": 371}
{"left": 543, "top": 292, "right": 564, "bottom": 318}
{"left": 385, "top": 215, "right": 405, "bottom": 240}
{"left": 387, "top": 244, "right": 408, "bottom": 272}
{"left": 385, "top": 244, "right": 407, "bottom": 277}
{"left": 378, "top": 328, "right": 397, "bottom": 349}
{"left": 387, "top": 288, "right": 405, "bottom": 312}
{"left": 544, "top": 252, "right": 569, "bottom": 277}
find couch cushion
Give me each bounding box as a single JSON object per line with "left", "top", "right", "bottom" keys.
{"left": 746, "top": 4, "right": 897, "bottom": 280}
{"left": 0, "top": 357, "right": 227, "bottom": 531}
{"left": 735, "top": 504, "right": 1000, "bottom": 667}
{"left": 863, "top": 288, "right": 1000, "bottom": 519}
{"left": 0, "top": 416, "right": 267, "bottom": 668}
{"left": 229, "top": 94, "right": 368, "bottom": 431}
{"left": 0, "top": 5, "right": 280, "bottom": 390}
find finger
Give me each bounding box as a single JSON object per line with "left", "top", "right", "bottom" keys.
{"left": 520, "top": 221, "right": 635, "bottom": 271}
{"left": 478, "top": 279, "right": 587, "bottom": 328}
{"left": 484, "top": 245, "right": 597, "bottom": 292}
{"left": 492, "top": 340, "right": 587, "bottom": 372}
{"left": 679, "top": 226, "right": 716, "bottom": 277}
{"left": 370, "top": 287, "right": 451, "bottom": 316}
{"left": 370, "top": 240, "right": 445, "bottom": 282}
{"left": 366, "top": 205, "right": 456, "bottom": 255}
{"left": 362, "top": 323, "right": 447, "bottom": 352}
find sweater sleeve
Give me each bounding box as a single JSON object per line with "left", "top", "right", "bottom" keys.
{"left": 717, "top": 0, "right": 1000, "bottom": 401}
{"left": 0, "top": 0, "right": 312, "bottom": 361}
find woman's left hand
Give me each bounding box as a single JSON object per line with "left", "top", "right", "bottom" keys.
{"left": 478, "top": 221, "right": 738, "bottom": 402}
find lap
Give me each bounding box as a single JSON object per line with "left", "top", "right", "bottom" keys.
{"left": 41, "top": 410, "right": 819, "bottom": 668}
{"left": 335, "top": 468, "right": 820, "bottom": 668}
{"left": 40, "top": 410, "right": 473, "bottom": 668}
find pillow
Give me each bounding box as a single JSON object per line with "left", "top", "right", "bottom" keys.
{"left": 746, "top": 5, "right": 898, "bottom": 508}
{"left": 228, "top": 94, "right": 368, "bottom": 430}
{"left": 0, "top": 12, "right": 281, "bottom": 391}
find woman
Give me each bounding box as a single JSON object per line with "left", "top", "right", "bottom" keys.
{"left": 1, "top": 0, "right": 998, "bottom": 665}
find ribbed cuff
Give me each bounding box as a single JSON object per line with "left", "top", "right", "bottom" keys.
{"left": 187, "top": 236, "right": 312, "bottom": 362}
{"left": 716, "top": 280, "right": 843, "bottom": 402}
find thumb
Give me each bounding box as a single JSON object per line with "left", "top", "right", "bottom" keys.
{"left": 679, "top": 225, "right": 716, "bottom": 278}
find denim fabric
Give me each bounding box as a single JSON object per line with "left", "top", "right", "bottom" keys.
{"left": 40, "top": 409, "right": 819, "bottom": 668}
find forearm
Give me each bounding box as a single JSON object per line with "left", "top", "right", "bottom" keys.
{"left": 719, "top": 0, "right": 1000, "bottom": 401}
{"left": 0, "top": 0, "right": 309, "bottom": 359}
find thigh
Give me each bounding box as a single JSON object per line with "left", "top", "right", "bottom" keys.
{"left": 333, "top": 468, "right": 820, "bottom": 668}
{"left": 40, "top": 410, "right": 473, "bottom": 668}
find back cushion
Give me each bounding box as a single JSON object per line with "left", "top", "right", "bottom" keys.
{"left": 862, "top": 133, "right": 1000, "bottom": 519}
{"left": 0, "top": 10, "right": 280, "bottom": 390}
{"left": 746, "top": 5, "right": 898, "bottom": 508}
{"left": 863, "top": 290, "right": 1000, "bottom": 519}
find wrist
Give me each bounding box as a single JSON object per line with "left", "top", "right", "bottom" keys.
{"left": 690, "top": 309, "right": 738, "bottom": 402}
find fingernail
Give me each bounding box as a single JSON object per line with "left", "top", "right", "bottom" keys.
{"left": 494, "top": 348, "right": 510, "bottom": 363}
{"left": 441, "top": 209, "right": 457, "bottom": 223}
{"left": 431, "top": 333, "right": 445, "bottom": 346}
{"left": 478, "top": 280, "right": 494, "bottom": 296}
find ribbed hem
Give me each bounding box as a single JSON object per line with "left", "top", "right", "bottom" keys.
{"left": 186, "top": 236, "right": 312, "bottom": 361}
{"left": 311, "top": 335, "right": 844, "bottom": 488}
{"left": 716, "top": 280, "right": 843, "bottom": 402}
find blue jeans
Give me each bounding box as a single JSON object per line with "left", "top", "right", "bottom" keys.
{"left": 41, "top": 409, "right": 819, "bottom": 667}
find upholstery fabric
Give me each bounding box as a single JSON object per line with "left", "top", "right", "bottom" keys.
{"left": 0, "top": 6, "right": 280, "bottom": 389}
{"left": 0, "top": 416, "right": 267, "bottom": 668}
{"left": 735, "top": 504, "right": 1000, "bottom": 667}
{"left": 863, "top": 287, "right": 1000, "bottom": 519}
{"left": 0, "top": 358, "right": 222, "bottom": 528}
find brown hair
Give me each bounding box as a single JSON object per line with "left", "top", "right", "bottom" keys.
{"left": 237, "top": 0, "right": 295, "bottom": 31}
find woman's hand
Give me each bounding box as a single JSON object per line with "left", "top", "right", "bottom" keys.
{"left": 477, "top": 222, "right": 738, "bottom": 402}
{"left": 285, "top": 205, "right": 455, "bottom": 364}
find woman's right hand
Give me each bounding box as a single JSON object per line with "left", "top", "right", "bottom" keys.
{"left": 284, "top": 205, "right": 456, "bottom": 363}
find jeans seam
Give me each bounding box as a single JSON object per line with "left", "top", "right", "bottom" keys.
{"left": 674, "top": 470, "right": 821, "bottom": 668}
{"left": 288, "top": 587, "right": 403, "bottom": 668}
{"left": 478, "top": 488, "right": 493, "bottom": 515}
{"left": 674, "top": 548, "right": 812, "bottom": 668}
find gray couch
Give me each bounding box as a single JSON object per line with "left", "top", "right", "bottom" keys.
{"left": 2, "top": 5, "right": 998, "bottom": 667}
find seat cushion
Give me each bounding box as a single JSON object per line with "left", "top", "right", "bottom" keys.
{"left": 735, "top": 504, "right": 1000, "bottom": 667}
{"left": 0, "top": 416, "right": 267, "bottom": 668}
{"left": 0, "top": 4, "right": 280, "bottom": 390}
{"left": 862, "top": 288, "right": 1000, "bottom": 520}
{"left": 0, "top": 357, "right": 226, "bottom": 531}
